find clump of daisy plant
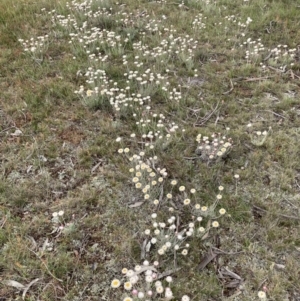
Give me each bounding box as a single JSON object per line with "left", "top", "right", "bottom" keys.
{"left": 18, "top": 34, "right": 50, "bottom": 61}
{"left": 111, "top": 260, "right": 189, "bottom": 300}
{"left": 195, "top": 133, "right": 232, "bottom": 162}
{"left": 51, "top": 210, "right": 76, "bottom": 236}
{"left": 143, "top": 184, "right": 227, "bottom": 258}
{"left": 250, "top": 129, "right": 270, "bottom": 146}
{"left": 143, "top": 213, "right": 191, "bottom": 257}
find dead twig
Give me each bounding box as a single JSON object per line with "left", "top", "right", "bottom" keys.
{"left": 0, "top": 126, "right": 17, "bottom": 134}
{"left": 219, "top": 267, "right": 242, "bottom": 281}
{"left": 268, "top": 65, "right": 287, "bottom": 73}
{"left": 263, "top": 52, "right": 273, "bottom": 61}
{"left": 26, "top": 246, "right": 63, "bottom": 282}
{"left": 164, "top": 110, "right": 188, "bottom": 124}
{"left": 243, "top": 76, "right": 274, "bottom": 81}
{"left": 157, "top": 185, "right": 164, "bottom": 211}
{"left": 226, "top": 291, "right": 242, "bottom": 299}
{"left": 214, "top": 113, "right": 220, "bottom": 126}
{"left": 232, "top": 76, "right": 275, "bottom": 82}
{"left": 222, "top": 79, "right": 234, "bottom": 95}
{"left": 199, "top": 245, "right": 244, "bottom": 271}
{"left": 198, "top": 247, "right": 218, "bottom": 271}
{"left": 129, "top": 201, "right": 145, "bottom": 208}
{"left": 157, "top": 267, "right": 182, "bottom": 280}
{"left": 141, "top": 239, "right": 150, "bottom": 260}
{"left": 174, "top": 246, "right": 177, "bottom": 269}
{"left": 252, "top": 204, "right": 300, "bottom": 221}
{"left": 0, "top": 215, "right": 7, "bottom": 228}
{"left": 287, "top": 69, "right": 300, "bottom": 79}
{"left": 261, "top": 109, "right": 286, "bottom": 119}
{"left": 295, "top": 179, "right": 300, "bottom": 190}
{"left": 194, "top": 101, "right": 220, "bottom": 127}
{"left": 211, "top": 247, "right": 244, "bottom": 256}
{"left": 258, "top": 278, "right": 268, "bottom": 291}
{"left": 22, "top": 278, "right": 40, "bottom": 300}
{"left": 282, "top": 197, "right": 299, "bottom": 210}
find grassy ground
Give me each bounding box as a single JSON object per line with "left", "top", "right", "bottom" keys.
{"left": 0, "top": 0, "right": 300, "bottom": 300}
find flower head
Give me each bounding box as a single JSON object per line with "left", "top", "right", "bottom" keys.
{"left": 183, "top": 198, "right": 191, "bottom": 205}
{"left": 219, "top": 208, "right": 226, "bottom": 215}
{"left": 158, "top": 249, "right": 165, "bottom": 255}
{"left": 129, "top": 275, "right": 139, "bottom": 284}
{"left": 156, "top": 286, "right": 164, "bottom": 293}
{"left": 179, "top": 186, "right": 185, "bottom": 192}
{"left": 165, "top": 287, "right": 173, "bottom": 298}
{"left": 212, "top": 221, "right": 219, "bottom": 228}
{"left": 198, "top": 227, "right": 205, "bottom": 232}
{"left": 258, "top": 291, "right": 266, "bottom": 299}
{"left": 132, "top": 177, "right": 139, "bottom": 183}
{"left": 145, "top": 275, "right": 153, "bottom": 283}
{"left": 138, "top": 292, "right": 145, "bottom": 298}
{"left": 124, "top": 281, "right": 132, "bottom": 290}
{"left": 111, "top": 279, "right": 121, "bottom": 288}
{"left": 150, "top": 237, "right": 157, "bottom": 245}
{"left": 155, "top": 281, "right": 162, "bottom": 287}
{"left": 181, "top": 249, "right": 188, "bottom": 255}
{"left": 126, "top": 269, "right": 135, "bottom": 277}
{"left": 153, "top": 199, "right": 159, "bottom": 205}
{"left": 135, "top": 183, "right": 142, "bottom": 189}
